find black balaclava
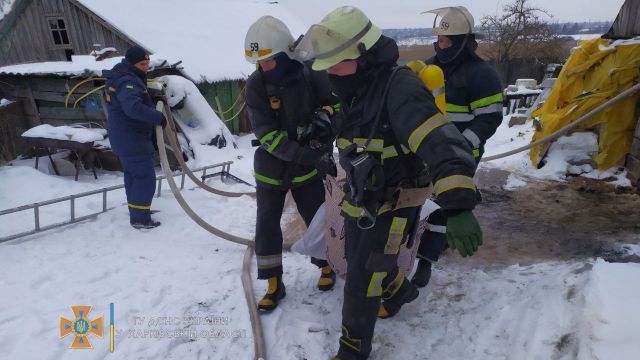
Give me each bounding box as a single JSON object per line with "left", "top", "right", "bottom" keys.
{"left": 434, "top": 34, "right": 468, "bottom": 64}
{"left": 327, "top": 35, "right": 399, "bottom": 102}
{"left": 328, "top": 66, "right": 367, "bottom": 101}
{"left": 261, "top": 52, "right": 302, "bottom": 85}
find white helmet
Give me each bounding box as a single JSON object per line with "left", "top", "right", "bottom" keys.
{"left": 244, "top": 16, "right": 295, "bottom": 64}
{"left": 295, "top": 6, "right": 382, "bottom": 71}
{"left": 422, "top": 6, "right": 475, "bottom": 36}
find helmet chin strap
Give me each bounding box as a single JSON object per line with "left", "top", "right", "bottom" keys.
{"left": 433, "top": 6, "right": 473, "bottom": 64}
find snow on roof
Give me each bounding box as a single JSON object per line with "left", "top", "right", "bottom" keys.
{"left": 0, "top": 0, "right": 16, "bottom": 21}
{"left": 0, "top": 55, "right": 121, "bottom": 76}
{"left": 76, "top": 0, "right": 309, "bottom": 82}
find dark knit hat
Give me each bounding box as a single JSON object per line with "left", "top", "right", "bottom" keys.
{"left": 125, "top": 45, "right": 149, "bottom": 64}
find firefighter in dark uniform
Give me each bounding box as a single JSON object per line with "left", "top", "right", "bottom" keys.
{"left": 297, "top": 6, "right": 482, "bottom": 359}
{"left": 244, "top": 16, "right": 340, "bottom": 312}
{"left": 411, "top": 6, "right": 504, "bottom": 288}
{"left": 103, "top": 45, "right": 165, "bottom": 229}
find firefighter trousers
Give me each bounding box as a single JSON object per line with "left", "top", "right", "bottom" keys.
{"left": 338, "top": 206, "right": 420, "bottom": 359}
{"left": 255, "top": 177, "right": 327, "bottom": 279}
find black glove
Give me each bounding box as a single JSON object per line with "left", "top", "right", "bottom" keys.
{"left": 309, "top": 109, "right": 334, "bottom": 143}
{"left": 295, "top": 146, "right": 337, "bottom": 178}
{"left": 315, "top": 151, "right": 338, "bottom": 178}
{"left": 149, "top": 88, "right": 165, "bottom": 104}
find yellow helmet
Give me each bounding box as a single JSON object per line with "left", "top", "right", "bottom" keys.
{"left": 244, "top": 16, "right": 295, "bottom": 64}
{"left": 295, "top": 6, "right": 382, "bottom": 71}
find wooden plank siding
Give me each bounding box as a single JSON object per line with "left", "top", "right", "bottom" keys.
{"left": 66, "top": 0, "right": 139, "bottom": 52}
{"left": 625, "top": 103, "right": 640, "bottom": 185}
{"left": 0, "top": 101, "right": 31, "bottom": 160}
{"left": 0, "top": 0, "right": 137, "bottom": 67}
{"left": 605, "top": 0, "right": 640, "bottom": 39}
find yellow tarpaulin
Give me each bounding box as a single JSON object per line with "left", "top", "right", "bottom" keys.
{"left": 530, "top": 38, "right": 640, "bottom": 169}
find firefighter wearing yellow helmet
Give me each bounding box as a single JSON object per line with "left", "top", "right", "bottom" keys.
{"left": 411, "top": 7, "right": 504, "bottom": 290}
{"left": 298, "top": 6, "right": 482, "bottom": 360}
{"left": 244, "top": 16, "right": 340, "bottom": 312}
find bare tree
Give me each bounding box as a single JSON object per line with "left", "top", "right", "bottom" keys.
{"left": 480, "top": 0, "right": 564, "bottom": 63}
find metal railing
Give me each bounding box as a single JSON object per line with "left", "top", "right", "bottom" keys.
{"left": 0, "top": 161, "right": 239, "bottom": 243}
{"left": 503, "top": 93, "right": 542, "bottom": 115}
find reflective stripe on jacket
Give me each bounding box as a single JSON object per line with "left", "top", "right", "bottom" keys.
{"left": 245, "top": 63, "right": 337, "bottom": 188}
{"left": 337, "top": 63, "right": 477, "bottom": 213}
{"left": 429, "top": 56, "right": 503, "bottom": 150}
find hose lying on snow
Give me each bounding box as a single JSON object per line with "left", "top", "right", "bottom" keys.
{"left": 155, "top": 102, "right": 266, "bottom": 360}
{"left": 161, "top": 101, "right": 256, "bottom": 198}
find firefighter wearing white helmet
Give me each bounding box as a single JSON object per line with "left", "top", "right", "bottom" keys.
{"left": 410, "top": 6, "right": 504, "bottom": 291}
{"left": 244, "top": 15, "right": 295, "bottom": 64}
{"left": 243, "top": 16, "right": 340, "bottom": 312}
{"left": 301, "top": 6, "right": 481, "bottom": 360}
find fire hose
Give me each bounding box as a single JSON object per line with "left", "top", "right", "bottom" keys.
{"left": 481, "top": 83, "right": 640, "bottom": 162}
{"left": 151, "top": 82, "right": 640, "bottom": 360}
{"left": 160, "top": 101, "right": 255, "bottom": 198}
{"left": 154, "top": 102, "right": 266, "bottom": 360}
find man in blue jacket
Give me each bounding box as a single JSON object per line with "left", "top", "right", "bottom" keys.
{"left": 103, "top": 45, "right": 165, "bottom": 229}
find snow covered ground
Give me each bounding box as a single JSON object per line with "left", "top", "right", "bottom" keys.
{"left": 1, "top": 111, "right": 639, "bottom": 359}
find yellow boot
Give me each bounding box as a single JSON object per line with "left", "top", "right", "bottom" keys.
{"left": 378, "top": 279, "right": 419, "bottom": 319}
{"left": 258, "top": 276, "right": 286, "bottom": 312}
{"left": 317, "top": 266, "right": 336, "bottom": 291}
{"left": 377, "top": 303, "right": 391, "bottom": 319}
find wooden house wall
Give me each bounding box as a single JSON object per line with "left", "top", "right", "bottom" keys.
{"left": 198, "top": 79, "right": 251, "bottom": 135}
{"left": 0, "top": 75, "right": 106, "bottom": 124}
{"left": 0, "top": 0, "right": 136, "bottom": 66}
{"left": 0, "top": 74, "right": 107, "bottom": 158}
{"left": 0, "top": 101, "right": 30, "bottom": 161}
{"left": 626, "top": 102, "right": 640, "bottom": 186}
{"left": 605, "top": 0, "right": 640, "bottom": 39}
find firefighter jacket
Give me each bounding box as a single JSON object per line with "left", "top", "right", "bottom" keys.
{"left": 428, "top": 50, "right": 504, "bottom": 155}
{"left": 245, "top": 61, "right": 337, "bottom": 189}
{"left": 336, "top": 36, "right": 477, "bottom": 216}
{"left": 103, "top": 60, "right": 164, "bottom": 158}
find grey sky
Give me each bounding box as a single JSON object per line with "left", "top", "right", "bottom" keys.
{"left": 279, "top": 0, "right": 625, "bottom": 29}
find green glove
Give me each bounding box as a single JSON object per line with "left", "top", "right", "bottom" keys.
{"left": 446, "top": 210, "right": 483, "bottom": 257}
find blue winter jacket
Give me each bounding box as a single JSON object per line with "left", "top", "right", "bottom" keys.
{"left": 103, "top": 59, "right": 163, "bottom": 157}
{"left": 428, "top": 51, "right": 503, "bottom": 154}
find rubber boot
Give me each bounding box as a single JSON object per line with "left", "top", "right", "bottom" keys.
{"left": 318, "top": 265, "right": 336, "bottom": 291}
{"left": 258, "top": 276, "right": 286, "bottom": 312}
{"left": 411, "top": 259, "right": 432, "bottom": 288}
{"left": 130, "top": 218, "right": 161, "bottom": 229}
{"left": 378, "top": 280, "right": 419, "bottom": 319}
